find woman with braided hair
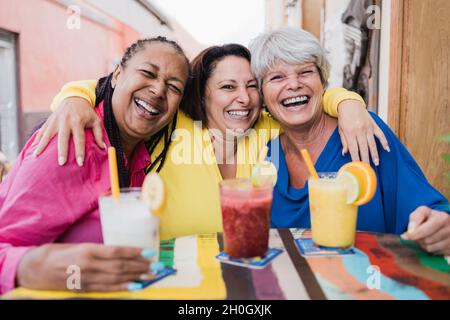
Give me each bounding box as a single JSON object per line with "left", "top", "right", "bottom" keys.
{"left": 32, "top": 40, "right": 391, "bottom": 241}
{"left": 33, "top": 44, "right": 393, "bottom": 245}
{"left": 0, "top": 37, "right": 190, "bottom": 293}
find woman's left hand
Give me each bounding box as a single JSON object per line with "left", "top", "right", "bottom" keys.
{"left": 337, "top": 99, "right": 390, "bottom": 165}
{"left": 401, "top": 206, "right": 450, "bottom": 256}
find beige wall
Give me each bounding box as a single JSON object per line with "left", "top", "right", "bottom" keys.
{"left": 302, "top": 0, "right": 323, "bottom": 40}
{"left": 322, "top": 0, "right": 350, "bottom": 88}
{"left": 265, "top": 0, "right": 302, "bottom": 31}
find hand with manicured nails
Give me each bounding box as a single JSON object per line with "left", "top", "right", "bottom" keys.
{"left": 16, "top": 243, "right": 164, "bottom": 292}
{"left": 33, "top": 97, "right": 105, "bottom": 167}
{"left": 337, "top": 99, "right": 390, "bottom": 166}
{"left": 401, "top": 206, "right": 450, "bottom": 256}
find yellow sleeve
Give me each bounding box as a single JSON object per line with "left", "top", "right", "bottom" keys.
{"left": 253, "top": 112, "right": 282, "bottom": 142}
{"left": 50, "top": 80, "right": 98, "bottom": 111}
{"left": 255, "top": 112, "right": 281, "bottom": 131}
{"left": 322, "top": 87, "right": 366, "bottom": 117}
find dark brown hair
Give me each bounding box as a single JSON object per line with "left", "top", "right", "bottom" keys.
{"left": 180, "top": 44, "right": 251, "bottom": 123}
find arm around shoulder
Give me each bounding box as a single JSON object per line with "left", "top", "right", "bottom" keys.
{"left": 50, "top": 79, "right": 98, "bottom": 111}
{"left": 323, "top": 87, "right": 366, "bottom": 117}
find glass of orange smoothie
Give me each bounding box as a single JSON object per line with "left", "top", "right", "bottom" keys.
{"left": 308, "top": 160, "right": 378, "bottom": 250}
{"left": 308, "top": 172, "right": 358, "bottom": 249}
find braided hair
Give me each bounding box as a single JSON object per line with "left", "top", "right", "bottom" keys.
{"left": 95, "top": 37, "right": 189, "bottom": 187}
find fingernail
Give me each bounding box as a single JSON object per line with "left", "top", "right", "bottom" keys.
{"left": 385, "top": 146, "right": 391, "bottom": 153}
{"left": 407, "top": 222, "right": 416, "bottom": 234}
{"left": 77, "top": 156, "right": 84, "bottom": 167}
{"left": 150, "top": 262, "right": 165, "bottom": 274}
{"left": 33, "top": 150, "right": 38, "bottom": 158}
{"left": 102, "top": 142, "right": 107, "bottom": 150}
{"left": 374, "top": 158, "right": 379, "bottom": 166}
{"left": 141, "top": 248, "right": 157, "bottom": 259}
{"left": 59, "top": 156, "right": 66, "bottom": 166}
{"left": 400, "top": 233, "right": 407, "bottom": 240}
{"left": 127, "top": 282, "right": 143, "bottom": 291}
{"left": 139, "top": 273, "right": 154, "bottom": 281}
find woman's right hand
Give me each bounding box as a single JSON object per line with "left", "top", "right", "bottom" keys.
{"left": 33, "top": 97, "right": 105, "bottom": 166}
{"left": 16, "top": 243, "right": 163, "bottom": 292}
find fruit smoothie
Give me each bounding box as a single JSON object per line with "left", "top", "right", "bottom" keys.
{"left": 308, "top": 173, "right": 358, "bottom": 249}
{"left": 99, "top": 188, "right": 160, "bottom": 263}
{"left": 219, "top": 179, "right": 273, "bottom": 258}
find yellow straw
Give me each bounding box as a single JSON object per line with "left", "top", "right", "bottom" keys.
{"left": 300, "top": 149, "right": 319, "bottom": 179}
{"left": 108, "top": 147, "right": 120, "bottom": 200}
{"left": 257, "top": 146, "right": 269, "bottom": 163}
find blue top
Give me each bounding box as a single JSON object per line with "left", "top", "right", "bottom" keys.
{"left": 267, "top": 113, "right": 449, "bottom": 234}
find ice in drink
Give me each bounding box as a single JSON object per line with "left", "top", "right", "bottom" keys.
{"left": 99, "top": 188, "right": 159, "bottom": 262}
{"left": 219, "top": 179, "right": 272, "bottom": 258}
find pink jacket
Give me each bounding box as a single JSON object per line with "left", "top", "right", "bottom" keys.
{"left": 0, "top": 102, "right": 151, "bottom": 294}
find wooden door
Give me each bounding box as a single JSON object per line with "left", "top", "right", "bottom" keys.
{"left": 389, "top": 0, "right": 450, "bottom": 197}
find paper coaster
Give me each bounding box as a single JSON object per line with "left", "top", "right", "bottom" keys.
{"left": 215, "top": 248, "right": 283, "bottom": 269}
{"left": 140, "top": 267, "right": 177, "bottom": 289}
{"left": 295, "top": 238, "right": 355, "bottom": 256}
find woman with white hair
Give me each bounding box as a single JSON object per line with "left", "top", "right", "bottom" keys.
{"left": 249, "top": 27, "right": 450, "bottom": 255}
{"left": 31, "top": 43, "right": 388, "bottom": 241}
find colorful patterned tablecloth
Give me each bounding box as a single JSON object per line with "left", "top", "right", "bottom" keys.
{"left": 291, "top": 229, "right": 450, "bottom": 300}
{"left": 3, "top": 229, "right": 450, "bottom": 300}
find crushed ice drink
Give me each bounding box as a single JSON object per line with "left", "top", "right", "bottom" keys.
{"left": 99, "top": 188, "right": 159, "bottom": 263}
{"left": 219, "top": 179, "right": 273, "bottom": 258}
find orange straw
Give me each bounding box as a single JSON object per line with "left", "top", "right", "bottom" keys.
{"left": 257, "top": 146, "right": 269, "bottom": 163}
{"left": 108, "top": 147, "right": 120, "bottom": 200}
{"left": 300, "top": 149, "right": 319, "bottom": 179}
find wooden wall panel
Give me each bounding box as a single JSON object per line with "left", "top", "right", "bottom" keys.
{"left": 387, "top": 0, "right": 403, "bottom": 135}
{"left": 399, "top": 0, "right": 450, "bottom": 196}
{"left": 302, "top": 0, "right": 323, "bottom": 39}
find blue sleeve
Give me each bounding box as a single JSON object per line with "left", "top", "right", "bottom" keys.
{"left": 371, "top": 113, "right": 449, "bottom": 234}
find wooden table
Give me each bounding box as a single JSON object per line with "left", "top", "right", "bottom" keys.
{"left": 3, "top": 229, "right": 450, "bottom": 300}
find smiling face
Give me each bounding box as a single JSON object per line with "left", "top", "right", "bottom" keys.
{"left": 111, "top": 42, "right": 189, "bottom": 142}
{"left": 261, "top": 60, "right": 324, "bottom": 130}
{"left": 204, "top": 56, "right": 261, "bottom": 136}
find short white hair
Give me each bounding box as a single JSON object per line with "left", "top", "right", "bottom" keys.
{"left": 249, "top": 27, "right": 330, "bottom": 87}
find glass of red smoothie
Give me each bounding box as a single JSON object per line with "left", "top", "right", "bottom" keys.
{"left": 219, "top": 178, "right": 273, "bottom": 258}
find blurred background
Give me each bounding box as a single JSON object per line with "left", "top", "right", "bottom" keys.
{"left": 0, "top": 0, "right": 449, "bottom": 195}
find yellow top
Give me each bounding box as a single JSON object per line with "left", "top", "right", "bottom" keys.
{"left": 51, "top": 80, "right": 365, "bottom": 240}
{"left": 50, "top": 80, "right": 364, "bottom": 116}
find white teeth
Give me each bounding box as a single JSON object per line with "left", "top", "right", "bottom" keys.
{"left": 135, "top": 98, "right": 161, "bottom": 114}
{"left": 227, "top": 110, "right": 250, "bottom": 117}
{"left": 283, "top": 96, "right": 308, "bottom": 105}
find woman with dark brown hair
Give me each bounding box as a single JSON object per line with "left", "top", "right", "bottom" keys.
{"left": 32, "top": 42, "right": 389, "bottom": 241}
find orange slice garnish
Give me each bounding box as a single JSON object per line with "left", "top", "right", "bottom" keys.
{"left": 338, "top": 161, "right": 377, "bottom": 206}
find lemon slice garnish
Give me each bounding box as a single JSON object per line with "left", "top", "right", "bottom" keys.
{"left": 251, "top": 161, "right": 278, "bottom": 187}
{"left": 338, "top": 161, "right": 377, "bottom": 206}
{"left": 141, "top": 173, "right": 165, "bottom": 217}
{"left": 337, "top": 171, "right": 360, "bottom": 204}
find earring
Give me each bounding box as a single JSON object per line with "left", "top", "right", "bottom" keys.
{"left": 262, "top": 104, "right": 272, "bottom": 117}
